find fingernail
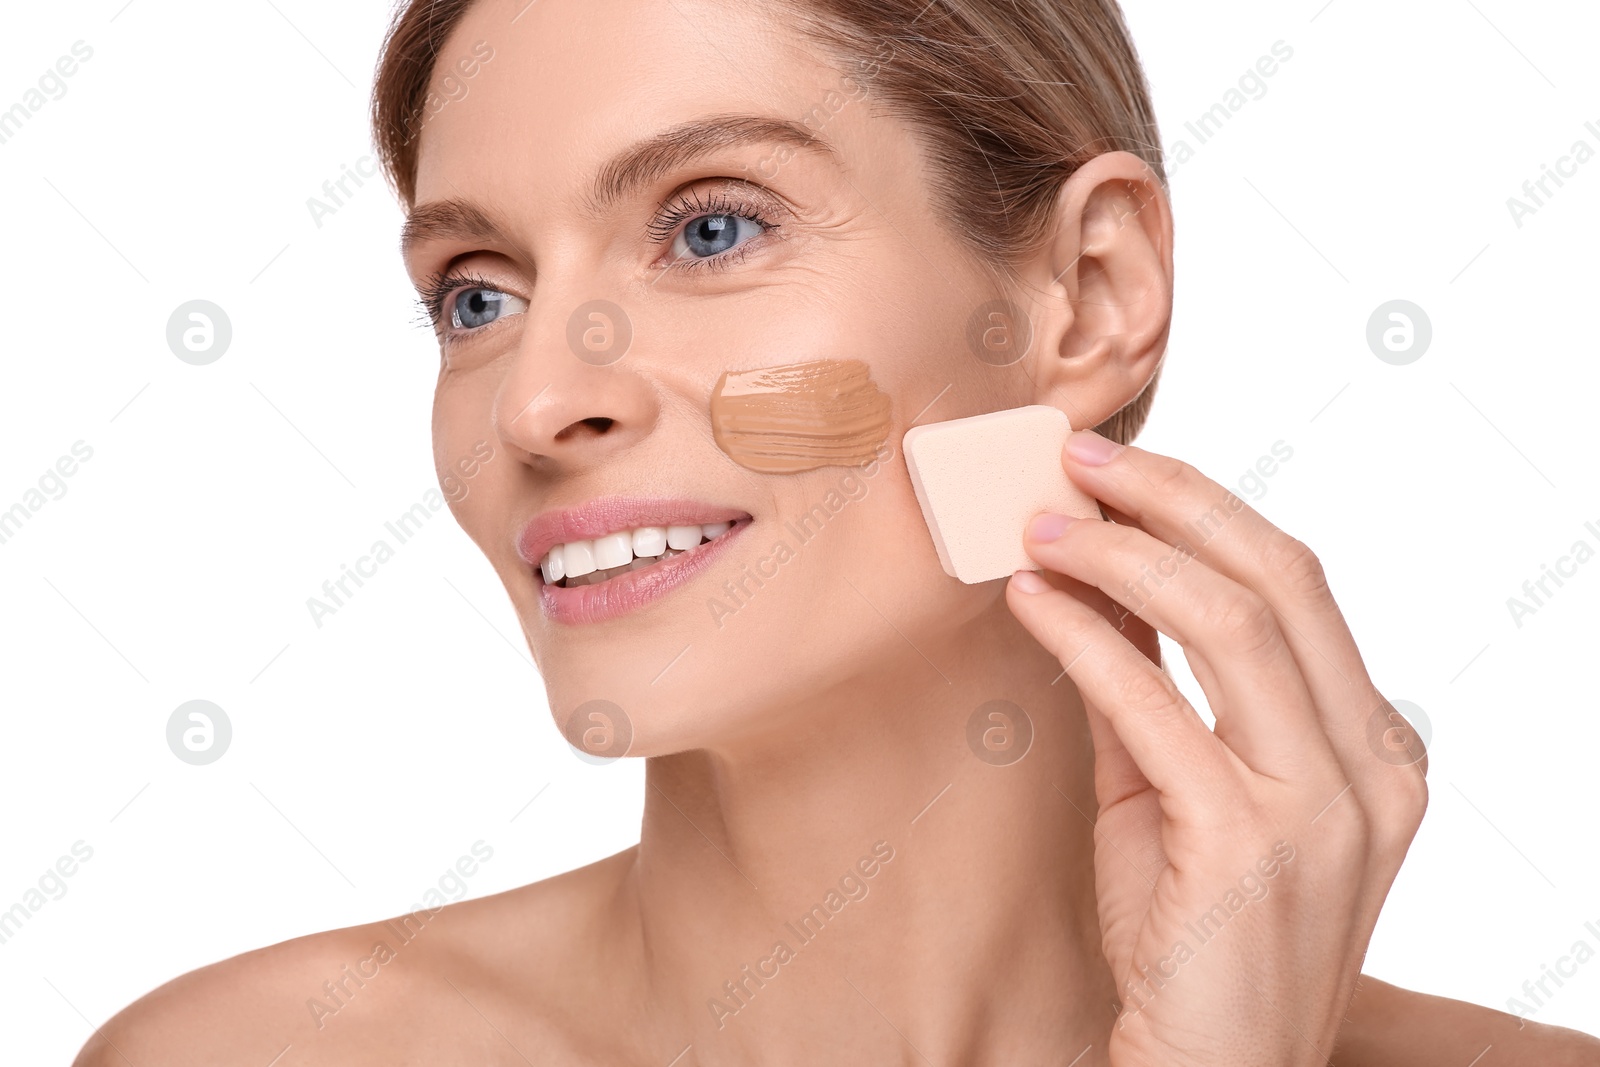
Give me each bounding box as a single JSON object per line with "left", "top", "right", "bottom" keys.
{"left": 1028, "top": 512, "right": 1077, "bottom": 542}
{"left": 1010, "top": 569, "right": 1050, "bottom": 593}
{"left": 1065, "top": 429, "right": 1122, "bottom": 466}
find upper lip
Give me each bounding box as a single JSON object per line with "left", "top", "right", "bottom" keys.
{"left": 515, "top": 496, "right": 751, "bottom": 569}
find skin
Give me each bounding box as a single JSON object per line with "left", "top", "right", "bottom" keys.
{"left": 74, "top": 0, "right": 1600, "bottom": 1064}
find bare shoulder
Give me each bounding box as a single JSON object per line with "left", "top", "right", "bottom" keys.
{"left": 1333, "top": 973, "right": 1600, "bottom": 1067}
{"left": 73, "top": 846, "right": 642, "bottom": 1067}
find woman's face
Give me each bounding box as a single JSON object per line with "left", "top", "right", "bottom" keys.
{"left": 406, "top": 0, "right": 1038, "bottom": 755}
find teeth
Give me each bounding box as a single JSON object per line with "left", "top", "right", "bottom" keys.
{"left": 632, "top": 526, "right": 667, "bottom": 557}
{"left": 540, "top": 520, "right": 738, "bottom": 587}
{"left": 666, "top": 525, "right": 702, "bottom": 550}
{"left": 564, "top": 539, "right": 597, "bottom": 578}
{"left": 539, "top": 544, "right": 566, "bottom": 584}
{"left": 593, "top": 531, "right": 632, "bottom": 570}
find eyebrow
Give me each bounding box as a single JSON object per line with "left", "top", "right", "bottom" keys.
{"left": 401, "top": 114, "right": 838, "bottom": 257}
{"left": 585, "top": 114, "right": 837, "bottom": 216}
{"left": 401, "top": 197, "right": 506, "bottom": 258}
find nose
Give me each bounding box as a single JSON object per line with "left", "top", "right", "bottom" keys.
{"left": 493, "top": 296, "right": 659, "bottom": 471}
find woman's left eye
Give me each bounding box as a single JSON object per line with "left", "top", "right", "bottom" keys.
{"left": 650, "top": 189, "right": 780, "bottom": 274}
{"left": 668, "top": 213, "right": 767, "bottom": 264}
{"left": 450, "top": 286, "right": 527, "bottom": 331}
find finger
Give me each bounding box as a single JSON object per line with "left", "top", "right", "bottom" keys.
{"left": 1035, "top": 570, "right": 1161, "bottom": 809}
{"left": 1038, "top": 570, "right": 1175, "bottom": 823}
{"left": 1057, "top": 431, "right": 1393, "bottom": 783}
{"left": 1044, "top": 567, "right": 1162, "bottom": 668}
{"left": 1024, "top": 513, "right": 1341, "bottom": 784}
{"left": 1005, "top": 569, "right": 1234, "bottom": 806}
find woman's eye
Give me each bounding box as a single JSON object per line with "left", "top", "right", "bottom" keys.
{"left": 451, "top": 287, "right": 526, "bottom": 330}
{"left": 669, "top": 213, "right": 766, "bottom": 263}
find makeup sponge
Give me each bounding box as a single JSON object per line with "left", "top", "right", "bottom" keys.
{"left": 903, "top": 405, "right": 1102, "bottom": 584}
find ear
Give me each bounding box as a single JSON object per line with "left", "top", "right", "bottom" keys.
{"left": 1024, "top": 151, "right": 1173, "bottom": 431}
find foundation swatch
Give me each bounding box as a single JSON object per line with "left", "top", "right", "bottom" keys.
{"left": 710, "top": 359, "right": 892, "bottom": 474}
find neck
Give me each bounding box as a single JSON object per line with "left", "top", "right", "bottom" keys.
{"left": 620, "top": 592, "right": 1121, "bottom": 1066}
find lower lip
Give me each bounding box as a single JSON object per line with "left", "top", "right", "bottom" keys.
{"left": 535, "top": 521, "right": 749, "bottom": 624}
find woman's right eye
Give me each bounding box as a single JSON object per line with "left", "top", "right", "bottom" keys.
{"left": 450, "top": 286, "right": 527, "bottom": 331}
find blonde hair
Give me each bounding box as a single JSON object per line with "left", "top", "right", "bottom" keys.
{"left": 371, "top": 0, "right": 1167, "bottom": 442}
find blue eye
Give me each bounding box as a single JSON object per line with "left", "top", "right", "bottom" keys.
{"left": 650, "top": 188, "right": 781, "bottom": 274}
{"left": 672, "top": 213, "right": 765, "bottom": 261}
{"left": 450, "top": 286, "right": 526, "bottom": 331}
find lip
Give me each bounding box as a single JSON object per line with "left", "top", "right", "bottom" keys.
{"left": 516, "top": 496, "right": 752, "bottom": 625}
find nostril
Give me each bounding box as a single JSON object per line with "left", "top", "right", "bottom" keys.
{"left": 556, "top": 416, "right": 615, "bottom": 441}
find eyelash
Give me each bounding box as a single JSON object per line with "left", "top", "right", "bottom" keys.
{"left": 416, "top": 270, "right": 500, "bottom": 334}
{"left": 646, "top": 187, "right": 781, "bottom": 276}
{"left": 414, "top": 186, "right": 782, "bottom": 333}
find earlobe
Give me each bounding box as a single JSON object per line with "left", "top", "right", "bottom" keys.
{"left": 1025, "top": 151, "right": 1173, "bottom": 431}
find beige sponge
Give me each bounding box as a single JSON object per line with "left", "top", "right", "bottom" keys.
{"left": 903, "top": 405, "right": 1102, "bottom": 584}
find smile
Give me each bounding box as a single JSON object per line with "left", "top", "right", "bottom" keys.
{"left": 517, "top": 498, "right": 751, "bottom": 624}
{"left": 540, "top": 522, "right": 735, "bottom": 588}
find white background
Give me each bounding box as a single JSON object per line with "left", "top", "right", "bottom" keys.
{"left": 2, "top": 0, "right": 1597, "bottom": 1060}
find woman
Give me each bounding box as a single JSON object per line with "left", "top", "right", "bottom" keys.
{"left": 75, "top": 0, "right": 1600, "bottom": 1063}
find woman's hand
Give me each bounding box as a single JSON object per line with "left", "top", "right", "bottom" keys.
{"left": 1004, "top": 428, "right": 1429, "bottom": 1067}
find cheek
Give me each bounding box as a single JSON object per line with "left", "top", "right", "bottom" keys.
{"left": 431, "top": 373, "right": 505, "bottom": 548}
{"left": 710, "top": 358, "right": 891, "bottom": 473}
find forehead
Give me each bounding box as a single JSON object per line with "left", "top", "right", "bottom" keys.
{"left": 412, "top": 0, "right": 853, "bottom": 204}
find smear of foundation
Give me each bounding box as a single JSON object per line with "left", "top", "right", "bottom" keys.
{"left": 711, "top": 359, "right": 892, "bottom": 474}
